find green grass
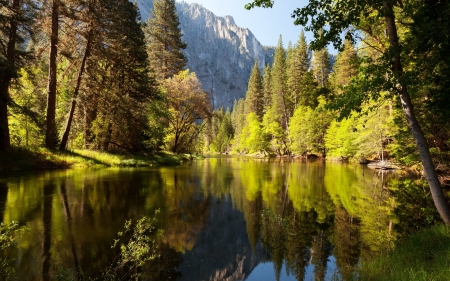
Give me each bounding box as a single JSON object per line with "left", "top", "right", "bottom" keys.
{"left": 357, "top": 224, "right": 450, "bottom": 281}
{"left": 0, "top": 147, "right": 195, "bottom": 170}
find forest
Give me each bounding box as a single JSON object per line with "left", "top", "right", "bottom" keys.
{"left": 1, "top": 0, "right": 209, "bottom": 155}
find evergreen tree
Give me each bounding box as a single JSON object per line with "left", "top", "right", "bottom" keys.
{"left": 312, "top": 47, "right": 331, "bottom": 89}
{"left": 270, "top": 35, "right": 289, "bottom": 129}
{"left": 207, "top": 107, "right": 233, "bottom": 153}
{"left": 287, "top": 30, "right": 309, "bottom": 110}
{"left": 45, "top": 0, "right": 60, "bottom": 149}
{"left": 0, "top": 0, "right": 35, "bottom": 152}
{"left": 329, "top": 40, "right": 358, "bottom": 97}
{"left": 144, "top": 0, "right": 187, "bottom": 81}
{"left": 83, "top": 0, "right": 156, "bottom": 151}
{"left": 262, "top": 64, "right": 272, "bottom": 113}
{"left": 244, "top": 60, "right": 264, "bottom": 119}
{"left": 230, "top": 98, "right": 246, "bottom": 152}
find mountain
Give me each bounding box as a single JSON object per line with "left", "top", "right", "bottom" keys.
{"left": 136, "top": 0, "right": 272, "bottom": 109}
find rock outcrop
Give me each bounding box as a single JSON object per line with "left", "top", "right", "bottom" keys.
{"left": 136, "top": 0, "right": 272, "bottom": 109}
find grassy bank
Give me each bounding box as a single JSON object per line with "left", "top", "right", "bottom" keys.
{"left": 0, "top": 147, "right": 195, "bottom": 170}
{"left": 357, "top": 224, "right": 450, "bottom": 281}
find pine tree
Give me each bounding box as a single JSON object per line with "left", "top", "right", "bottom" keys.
{"left": 312, "top": 47, "right": 331, "bottom": 89}
{"left": 144, "top": 0, "right": 187, "bottom": 81}
{"left": 82, "top": 0, "right": 156, "bottom": 151}
{"left": 262, "top": 64, "right": 272, "bottom": 113}
{"left": 0, "top": 0, "right": 35, "bottom": 152}
{"left": 270, "top": 35, "right": 289, "bottom": 129}
{"left": 329, "top": 40, "right": 358, "bottom": 96}
{"left": 287, "top": 30, "right": 309, "bottom": 110}
{"left": 244, "top": 60, "right": 264, "bottom": 119}
{"left": 45, "top": 0, "right": 60, "bottom": 149}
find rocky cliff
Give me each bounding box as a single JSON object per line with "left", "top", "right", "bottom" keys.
{"left": 136, "top": 0, "right": 272, "bottom": 109}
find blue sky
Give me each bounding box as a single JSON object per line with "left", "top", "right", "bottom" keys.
{"left": 177, "top": 0, "right": 311, "bottom": 48}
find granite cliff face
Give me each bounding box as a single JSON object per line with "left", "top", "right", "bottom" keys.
{"left": 136, "top": 0, "right": 272, "bottom": 109}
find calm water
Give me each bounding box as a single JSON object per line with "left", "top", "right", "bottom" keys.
{"left": 0, "top": 156, "right": 402, "bottom": 280}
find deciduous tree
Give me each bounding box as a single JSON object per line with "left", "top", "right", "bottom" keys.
{"left": 245, "top": 0, "right": 450, "bottom": 224}
{"left": 161, "top": 70, "right": 211, "bottom": 153}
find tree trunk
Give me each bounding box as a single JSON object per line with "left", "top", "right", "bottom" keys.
{"left": 0, "top": 0, "right": 21, "bottom": 153}
{"left": 59, "top": 34, "right": 92, "bottom": 151}
{"left": 83, "top": 99, "right": 97, "bottom": 149}
{"left": 45, "top": 0, "right": 59, "bottom": 149}
{"left": 59, "top": 99, "right": 77, "bottom": 150}
{"left": 383, "top": 1, "right": 450, "bottom": 225}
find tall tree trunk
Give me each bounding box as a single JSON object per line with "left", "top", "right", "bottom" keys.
{"left": 0, "top": 0, "right": 21, "bottom": 153}
{"left": 45, "top": 0, "right": 59, "bottom": 149}
{"left": 83, "top": 98, "right": 97, "bottom": 149}
{"left": 383, "top": 1, "right": 450, "bottom": 225}
{"left": 59, "top": 34, "right": 92, "bottom": 150}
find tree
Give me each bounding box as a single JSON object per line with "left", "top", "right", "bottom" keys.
{"left": 262, "top": 64, "right": 273, "bottom": 112}
{"left": 329, "top": 40, "right": 359, "bottom": 97}
{"left": 244, "top": 60, "right": 264, "bottom": 119}
{"left": 0, "top": 0, "right": 35, "bottom": 152}
{"left": 245, "top": 0, "right": 450, "bottom": 224}
{"left": 144, "top": 0, "right": 187, "bottom": 81}
{"left": 287, "top": 30, "right": 309, "bottom": 110}
{"left": 239, "top": 112, "right": 267, "bottom": 153}
{"left": 59, "top": 0, "right": 96, "bottom": 151}
{"left": 230, "top": 98, "right": 246, "bottom": 152}
{"left": 208, "top": 108, "right": 233, "bottom": 153}
{"left": 311, "top": 46, "right": 331, "bottom": 89}
{"left": 79, "top": 0, "right": 155, "bottom": 151}
{"left": 45, "top": 0, "right": 60, "bottom": 149}
{"left": 270, "top": 35, "right": 289, "bottom": 130}
{"left": 161, "top": 70, "right": 211, "bottom": 153}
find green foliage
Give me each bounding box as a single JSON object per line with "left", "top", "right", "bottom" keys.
{"left": 244, "top": 60, "right": 264, "bottom": 119}
{"left": 262, "top": 64, "right": 273, "bottom": 111}
{"left": 357, "top": 224, "right": 450, "bottom": 281}
{"left": 269, "top": 36, "right": 289, "bottom": 131}
{"left": 230, "top": 98, "right": 246, "bottom": 152}
{"left": 160, "top": 70, "right": 211, "bottom": 153}
{"left": 144, "top": 0, "right": 187, "bottom": 81}
{"left": 0, "top": 221, "right": 28, "bottom": 281}
{"left": 289, "top": 97, "right": 332, "bottom": 157}
{"left": 238, "top": 112, "right": 267, "bottom": 153}
{"left": 208, "top": 108, "right": 233, "bottom": 153}
{"left": 103, "top": 213, "right": 163, "bottom": 281}
{"left": 262, "top": 106, "right": 285, "bottom": 155}
{"left": 286, "top": 30, "right": 310, "bottom": 110}
{"left": 325, "top": 116, "right": 358, "bottom": 159}
{"left": 289, "top": 105, "right": 316, "bottom": 155}
{"left": 312, "top": 46, "right": 331, "bottom": 88}
{"left": 390, "top": 179, "right": 441, "bottom": 233}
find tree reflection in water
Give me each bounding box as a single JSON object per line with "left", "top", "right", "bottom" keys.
{"left": 0, "top": 158, "right": 408, "bottom": 280}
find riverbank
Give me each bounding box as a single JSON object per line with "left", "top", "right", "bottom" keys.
{"left": 357, "top": 223, "right": 450, "bottom": 281}
{"left": 0, "top": 147, "right": 196, "bottom": 170}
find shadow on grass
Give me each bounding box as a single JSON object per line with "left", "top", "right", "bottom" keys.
{"left": 61, "top": 150, "right": 108, "bottom": 166}
{"left": 0, "top": 147, "right": 190, "bottom": 171}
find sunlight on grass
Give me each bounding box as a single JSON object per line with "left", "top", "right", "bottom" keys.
{"left": 357, "top": 224, "right": 450, "bottom": 281}
{"left": 0, "top": 147, "right": 190, "bottom": 170}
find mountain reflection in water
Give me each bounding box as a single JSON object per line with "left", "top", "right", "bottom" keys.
{"left": 0, "top": 156, "right": 401, "bottom": 280}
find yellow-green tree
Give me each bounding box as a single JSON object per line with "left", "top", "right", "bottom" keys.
{"left": 161, "top": 70, "right": 211, "bottom": 153}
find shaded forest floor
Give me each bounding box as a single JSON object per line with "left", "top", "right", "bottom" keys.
{"left": 0, "top": 147, "right": 196, "bottom": 170}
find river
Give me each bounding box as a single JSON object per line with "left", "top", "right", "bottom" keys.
{"left": 0, "top": 156, "right": 404, "bottom": 280}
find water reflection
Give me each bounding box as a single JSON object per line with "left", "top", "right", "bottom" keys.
{"left": 0, "top": 157, "right": 402, "bottom": 280}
